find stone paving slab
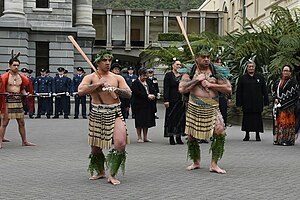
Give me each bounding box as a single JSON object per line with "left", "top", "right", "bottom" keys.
{"left": 0, "top": 103, "right": 299, "bottom": 200}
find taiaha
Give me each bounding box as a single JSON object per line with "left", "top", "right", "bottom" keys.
{"left": 67, "top": 35, "right": 118, "bottom": 99}
{"left": 0, "top": 93, "right": 38, "bottom": 97}
{"left": 176, "top": 16, "right": 194, "bottom": 57}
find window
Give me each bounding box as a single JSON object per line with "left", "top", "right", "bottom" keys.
{"left": 36, "top": 42, "right": 49, "bottom": 74}
{"left": 205, "top": 18, "right": 218, "bottom": 34}
{"left": 93, "top": 15, "right": 107, "bottom": 46}
{"left": 168, "top": 17, "right": 180, "bottom": 33}
{"left": 36, "top": 0, "right": 49, "bottom": 8}
{"left": 0, "top": 0, "right": 4, "bottom": 17}
{"left": 112, "top": 15, "right": 125, "bottom": 46}
{"left": 149, "top": 16, "right": 163, "bottom": 42}
{"left": 131, "top": 16, "right": 145, "bottom": 47}
{"left": 187, "top": 18, "right": 200, "bottom": 34}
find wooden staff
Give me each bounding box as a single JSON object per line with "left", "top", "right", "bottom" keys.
{"left": 176, "top": 16, "right": 194, "bottom": 57}
{"left": 68, "top": 35, "right": 117, "bottom": 99}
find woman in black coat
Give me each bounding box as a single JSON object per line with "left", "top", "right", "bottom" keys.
{"left": 236, "top": 61, "right": 269, "bottom": 141}
{"left": 163, "top": 59, "right": 185, "bottom": 145}
{"left": 131, "top": 67, "right": 157, "bottom": 143}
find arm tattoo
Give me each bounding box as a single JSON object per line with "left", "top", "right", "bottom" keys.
{"left": 115, "top": 88, "right": 132, "bottom": 98}
{"left": 180, "top": 79, "right": 199, "bottom": 88}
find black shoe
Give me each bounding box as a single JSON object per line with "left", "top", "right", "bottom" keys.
{"left": 176, "top": 137, "right": 184, "bottom": 144}
{"left": 169, "top": 137, "right": 176, "bottom": 145}
{"left": 64, "top": 116, "right": 69, "bottom": 119}
{"left": 29, "top": 115, "right": 34, "bottom": 119}
{"left": 243, "top": 132, "right": 250, "bottom": 141}
{"left": 52, "top": 116, "right": 59, "bottom": 119}
{"left": 82, "top": 116, "right": 87, "bottom": 119}
{"left": 74, "top": 116, "right": 78, "bottom": 119}
{"left": 46, "top": 116, "right": 50, "bottom": 119}
{"left": 35, "top": 115, "right": 41, "bottom": 119}
{"left": 255, "top": 133, "right": 261, "bottom": 141}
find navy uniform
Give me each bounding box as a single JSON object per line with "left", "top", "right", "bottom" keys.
{"left": 123, "top": 66, "right": 138, "bottom": 118}
{"left": 110, "top": 63, "right": 130, "bottom": 120}
{"left": 72, "top": 67, "right": 87, "bottom": 119}
{"left": 64, "top": 70, "right": 72, "bottom": 116}
{"left": 34, "top": 68, "right": 52, "bottom": 118}
{"left": 45, "top": 69, "right": 54, "bottom": 116}
{"left": 147, "top": 68, "right": 160, "bottom": 119}
{"left": 52, "top": 67, "right": 71, "bottom": 119}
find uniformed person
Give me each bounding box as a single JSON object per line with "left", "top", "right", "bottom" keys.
{"left": 147, "top": 68, "right": 160, "bottom": 119}
{"left": 110, "top": 63, "right": 130, "bottom": 120}
{"left": 34, "top": 68, "right": 52, "bottom": 119}
{"left": 123, "top": 66, "right": 138, "bottom": 118}
{"left": 20, "top": 68, "right": 35, "bottom": 118}
{"left": 52, "top": 67, "right": 71, "bottom": 119}
{"left": 63, "top": 69, "right": 72, "bottom": 116}
{"left": 72, "top": 67, "right": 87, "bottom": 119}
{"left": 45, "top": 69, "right": 54, "bottom": 116}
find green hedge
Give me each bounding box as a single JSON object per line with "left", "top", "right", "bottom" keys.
{"left": 158, "top": 33, "right": 202, "bottom": 42}
{"left": 158, "top": 33, "right": 184, "bottom": 41}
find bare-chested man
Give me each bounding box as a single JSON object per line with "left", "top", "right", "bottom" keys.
{"left": 78, "top": 50, "right": 131, "bottom": 185}
{"left": 0, "top": 57, "right": 35, "bottom": 149}
{"left": 179, "top": 49, "right": 231, "bottom": 174}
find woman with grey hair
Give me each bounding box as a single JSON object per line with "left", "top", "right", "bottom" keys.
{"left": 236, "top": 61, "right": 269, "bottom": 141}
{"left": 131, "top": 67, "right": 157, "bottom": 143}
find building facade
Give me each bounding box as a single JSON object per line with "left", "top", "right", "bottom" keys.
{"left": 197, "top": 0, "right": 300, "bottom": 33}
{"left": 92, "top": 8, "right": 225, "bottom": 68}
{"left": 0, "top": 1, "right": 226, "bottom": 76}
{"left": 0, "top": 0, "right": 95, "bottom": 76}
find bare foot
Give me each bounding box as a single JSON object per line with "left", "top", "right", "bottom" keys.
{"left": 137, "top": 139, "right": 144, "bottom": 143}
{"left": 107, "top": 175, "right": 121, "bottom": 185}
{"left": 22, "top": 141, "right": 36, "bottom": 146}
{"left": 89, "top": 172, "right": 105, "bottom": 180}
{"left": 186, "top": 163, "right": 200, "bottom": 171}
{"left": 3, "top": 138, "right": 10, "bottom": 142}
{"left": 209, "top": 165, "right": 226, "bottom": 174}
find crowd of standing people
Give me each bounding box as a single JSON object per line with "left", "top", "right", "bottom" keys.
{"left": 1, "top": 47, "right": 299, "bottom": 186}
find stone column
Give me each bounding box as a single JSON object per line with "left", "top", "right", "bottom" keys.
{"left": 125, "top": 10, "right": 131, "bottom": 50}
{"left": 75, "top": 0, "right": 93, "bottom": 28}
{"left": 163, "top": 11, "right": 169, "bottom": 33}
{"left": 200, "top": 12, "right": 206, "bottom": 33}
{"left": 144, "top": 10, "right": 150, "bottom": 47}
{"left": 218, "top": 13, "right": 224, "bottom": 36}
{"left": 182, "top": 12, "right": 188, "bottom": 31}
{"left": 74, "top": 0, "right": 95, "bottom": 69}
{"left": 2, "top": 0, "right": 25, "bottom": 19}
{"left": 106, "top": 9, "right": 112, "bottom": 49}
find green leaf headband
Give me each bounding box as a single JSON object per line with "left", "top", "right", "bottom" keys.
{"left": 94, "top": 50, "right": 113, "bottom": 63}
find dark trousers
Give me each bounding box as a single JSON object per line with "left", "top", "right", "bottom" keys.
{"left": 37, "top": 97, "right": 52, "bottom": 116}
{"left": 54, "top": 95, "right": 69, "bottom": 117}
{"left": 74, "top": 95, "right": 87, "bottom": 117}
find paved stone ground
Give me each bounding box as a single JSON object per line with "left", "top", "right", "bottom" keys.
{"left": 0, "top": 103, "right": 299, "bottom": 200}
